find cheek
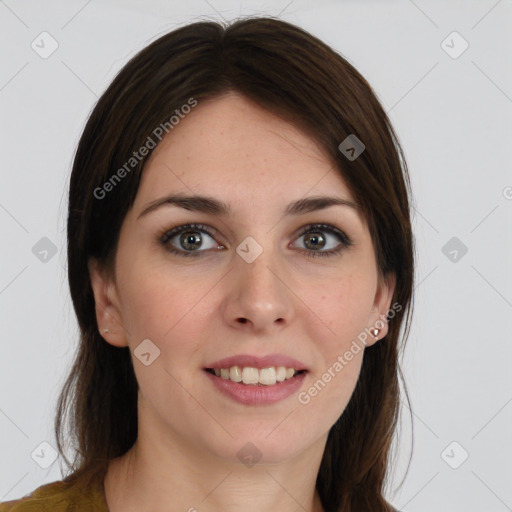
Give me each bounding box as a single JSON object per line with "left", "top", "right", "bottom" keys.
{"left": 117, "top": 258, "right": 218, "bottom": 348}
{"left": 297, "top": 351, "right": 364, "bottom": 437}
{"left": 303, "top": 270, "right": 375, "bottom": 349}
{"left": 297, "top": 277, "right": 370, "bottom": 422}
{"left": 298, "top": 267, "right": 376, "bottom": 420}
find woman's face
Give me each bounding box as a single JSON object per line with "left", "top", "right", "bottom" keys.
{"left": 90, "top": 92, "right": 395, "bottom": 465}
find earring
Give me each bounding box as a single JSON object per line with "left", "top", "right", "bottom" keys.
{"left": 104, "top": 328, "right": 110, "bottom": 334}
{"left": 371, "top": 328, "right": 379, "bottom": 339}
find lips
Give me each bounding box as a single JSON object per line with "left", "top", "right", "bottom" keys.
{"left": 204, "top": 353, "right": 308, "bottom": 371}
{"left": 203, "top": 353, "right": 309, "bottom": 403}
{"left": 203, "top": 365, "right": 308, "bottom": 405}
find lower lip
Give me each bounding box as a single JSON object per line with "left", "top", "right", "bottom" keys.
{"left": 204, "top": 370, "right": 307, "bottom": 405}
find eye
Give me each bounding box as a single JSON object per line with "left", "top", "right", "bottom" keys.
{"left": 159, "top": 222, "right": 352, "bottom": 258}
{"left": 292, "top": 223, "right": 352, "bottom": 258}
{"left": 160, "top": 223, "right": 223, "bottom": 257}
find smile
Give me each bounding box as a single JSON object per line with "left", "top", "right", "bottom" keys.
{"left": 205, "top": 366, "right": 306, "bottom": 386}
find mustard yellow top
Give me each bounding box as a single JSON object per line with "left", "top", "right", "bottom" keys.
{"left": 1, "top": 465, "right": 402, "bottom": 512}
{"left": 0, "top": 464, "right": 109, "bottom": 512}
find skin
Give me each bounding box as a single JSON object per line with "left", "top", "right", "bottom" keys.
{"left": 89, "top": 91, "right": 396, "bottom": 512}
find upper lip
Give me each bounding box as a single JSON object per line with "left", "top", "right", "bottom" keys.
{"left": 205, "top": 353, "right": 308, "bottom": 371}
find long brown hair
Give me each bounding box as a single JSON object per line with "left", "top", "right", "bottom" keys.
{"left": 57, "top": 16, "right": 415, "bottom": 511}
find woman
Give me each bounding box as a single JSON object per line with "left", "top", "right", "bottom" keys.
{"left": 1, "top": 16, "right": 414, "bottom": 512}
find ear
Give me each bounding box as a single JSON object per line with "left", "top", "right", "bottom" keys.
{"left": 365, "top": 272, "right": 396, "bottom": 347}
{"left": 88, "top": 258, "right": 128, "bottom": 347}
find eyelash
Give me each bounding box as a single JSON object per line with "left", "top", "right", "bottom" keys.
{"left": 159, "top": 223, "right": 353, "bottom": 258}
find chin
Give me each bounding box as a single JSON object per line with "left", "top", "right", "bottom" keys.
{"left": 205, "top": 429, "right": 314, "bottom": 467}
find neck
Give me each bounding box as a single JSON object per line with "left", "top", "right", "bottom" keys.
{"left": 104, "top": 426, "right": 327, "bottom": 512}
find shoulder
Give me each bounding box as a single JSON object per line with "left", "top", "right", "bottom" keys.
{"left": 0, "top": 479, "right": 69, "bottom": 512}
{"left": 0, "top": 466, "right": 108, "bottom": 512}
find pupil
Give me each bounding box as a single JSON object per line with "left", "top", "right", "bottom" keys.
{"left": 181, "top": 232, "right": 201, "bottom": 250}
{"left": 305, "top": 232, "right": 325, "bottom": 250}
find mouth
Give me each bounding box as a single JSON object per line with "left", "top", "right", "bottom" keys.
{"left": 204, "top": 366, "right": 308, "bottom": 386}
{"left": 203, "top": 365, "right": 308, "bottom": 405}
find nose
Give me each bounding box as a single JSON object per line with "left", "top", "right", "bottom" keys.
{"left": 221, "top": 248, "right": 293, "bottom": 334}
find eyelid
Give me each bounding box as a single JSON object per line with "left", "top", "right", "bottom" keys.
{"left": 292, "top": 223, "right": 352, "bottom": 247}
{"left": 159, "top": 222, "right": 353, "bottom": 257}
{"left": 160, "top": 223, "right": 220, "bottom": 244}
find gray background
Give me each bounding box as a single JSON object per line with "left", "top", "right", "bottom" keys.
{"left": 1, "top": 0, "right": 511, "bottom": 510}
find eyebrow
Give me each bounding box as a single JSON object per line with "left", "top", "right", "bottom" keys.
{"left": 137, "top": 193, "right": 361, "bottom": 220}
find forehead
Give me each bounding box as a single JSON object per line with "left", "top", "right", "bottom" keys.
{"left": 134, "top": 92, "right": 358, "bottom": 214}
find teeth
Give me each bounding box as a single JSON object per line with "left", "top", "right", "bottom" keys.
{"left": 211, "top": 366, "right": 299, "bottom": 386}
{"left": 259, "top": 367, "right": 276, "bottom": 386}
{"left": 242, "top": 367, "right": 259, "bottom": 385}
{"left": 276, "top": 366, "right": 286, "bottom": 382}
{"left": 229, "top": 366, "right": 242, "bottom": 382}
